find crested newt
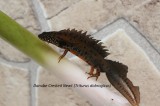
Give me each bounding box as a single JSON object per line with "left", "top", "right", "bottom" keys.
{"left": 38, "top": 29, "right": 140, "bottom": 106}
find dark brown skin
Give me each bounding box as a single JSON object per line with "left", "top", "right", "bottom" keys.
{"left": 38, "top": 29, "right": 140, "bottom": 106}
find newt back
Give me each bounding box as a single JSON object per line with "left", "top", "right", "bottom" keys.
{"left": 40, "top": 29, "right": 110, "bottom": 58}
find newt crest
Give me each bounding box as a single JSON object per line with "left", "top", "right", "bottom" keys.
{"left": 38, "top": 29, "right": 140, "bottom": 106}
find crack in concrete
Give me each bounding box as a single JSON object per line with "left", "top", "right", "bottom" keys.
{"left": 46, "top": 0, "right": 82, "bottom": 20}
{"left": 13, "top": 16, "right": 24, "bottom": 20}
{"left": 25, "top": 25, "right": 41, "bottom": 31}
{"left": 0, "top": 56, "right": 31, "bottom": 69}
{"left": 46, "top": 7, "right": 69, "bottom": 20}
{"left": 0, "top": 55, "right": 31, "bottom": 63}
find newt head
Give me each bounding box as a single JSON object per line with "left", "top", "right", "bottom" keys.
{"left": 38, "top": 31, "right": 55, "bottom": 43}
{"left": 38, "top": 31, "right": 64, "bottom": 48}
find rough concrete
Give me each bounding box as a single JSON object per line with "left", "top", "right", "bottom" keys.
{"left": 0, "top": 63, "right": 30, "bottom": 106}
{"left": 0, "top": 39, "right": 30, "bottom": 62}
{"left": 0, "top": 0, "right": 41, "bottom": 34}
{"left": 49, "top": 0, "right": 107, "bottom": 32}
{"left": 127, "top": 0, "right": 160, "bottom": 53}
{"left": 48, "top": 0, "right": 151, "bottom": 33}
{"left": 40, "top": 0, "right": 80, "bottom": 19}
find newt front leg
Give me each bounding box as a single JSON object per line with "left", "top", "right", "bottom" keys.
{"left": 58, "top": 49, "right": 68, "bottom": 63}
{"left": 86, "top": 66, "right": 94, "bottom": 75}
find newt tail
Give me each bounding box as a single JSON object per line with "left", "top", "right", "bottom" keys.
{"left": 38, "top": 29, "right": 140, "bottom": 106}
{"left": 104, "top": 60, "right": 140, "bottom": 106}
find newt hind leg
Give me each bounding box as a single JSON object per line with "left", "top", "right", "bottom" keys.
{"left": 87, "top": 67, "right": 100, "bottom": 81}
{"left": 58, "top": 49, "right": 68, "bottom": 63}
{"left": 86, "top": 66, "right": 94, "bottom": 75}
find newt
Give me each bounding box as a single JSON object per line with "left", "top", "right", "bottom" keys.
{"left": 38, "top": 29, "right": 140, "bottom": 106}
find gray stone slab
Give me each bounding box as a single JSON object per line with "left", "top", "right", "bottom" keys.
{"left": 93, "top": 18, "right": 160, "bottom": 71}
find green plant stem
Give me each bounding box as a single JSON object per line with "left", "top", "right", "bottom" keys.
{"left": 0, "top": 10, "right": 58, "bottom": 64}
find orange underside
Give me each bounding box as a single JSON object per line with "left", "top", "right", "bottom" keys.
{"left": 69, "top": 50, "right": 91, "bottom": 66}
